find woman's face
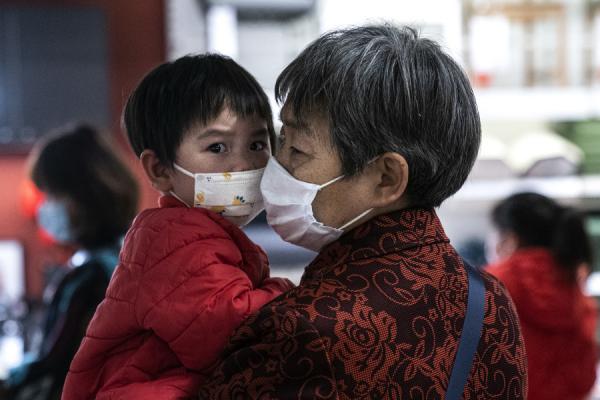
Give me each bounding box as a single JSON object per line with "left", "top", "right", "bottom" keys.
{"left": 486, "top": 229, "right": 519, "bottom": 263}
{"left": 36, "top": 193, "right": 77, "bottom": 244}
{"left": 276, "top": 105, "right": 375, "bottom": 229}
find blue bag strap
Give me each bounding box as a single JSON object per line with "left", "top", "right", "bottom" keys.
{"left": 445, "top": 260, "right": 486, "bottom": 400}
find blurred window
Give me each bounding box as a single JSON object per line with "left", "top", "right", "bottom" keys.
{"left": 0, "top": 240, "right": 24, "bottom": 303}
{"left": 525, "top": 156, "right": 579, "bottom": 176}
{"left": 0, "top": 6, "right": 109, "bottom": 153}
{"left": 466, "top": 0, "right": 571, "bottom": 87}
{"left": 469, "top": 159, "right": 515, "bottom": 180}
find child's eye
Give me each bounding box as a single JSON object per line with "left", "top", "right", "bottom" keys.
{"left": 208, "top": 143, "right": 227, "bottom": 153}
{"left": 250, "top": 141, "right": 267, "bottom": 151}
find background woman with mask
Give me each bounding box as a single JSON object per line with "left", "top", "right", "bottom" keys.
{"left": 1, "top": 124, "right": 138, "bottom": 400}
{"left": 486, "top": 192, "right": 597, "bottom": 400}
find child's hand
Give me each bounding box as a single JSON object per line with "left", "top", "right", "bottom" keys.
{"left": 261, "top": 277, "right": 294, "bottom": 293}
{"left": 239, "top": 247, "right": 270, "bottom": 287}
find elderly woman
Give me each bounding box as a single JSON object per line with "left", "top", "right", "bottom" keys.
{"left": 200, "top": 25, "right": 526, "bottom": 399}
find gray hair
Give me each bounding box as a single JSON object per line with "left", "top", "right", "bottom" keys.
{"left": 275, "top": 24, "right": 481, "bottom": 208}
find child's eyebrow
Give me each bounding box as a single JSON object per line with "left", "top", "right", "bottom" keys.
{"left": 195, "top": 129, "right": 235, "bottom": 140}
{"left": 194, "top": 127, "right": 269, "bottom": 140}
{"left": 250, "top": 127, "right": 269, "bottom": 136}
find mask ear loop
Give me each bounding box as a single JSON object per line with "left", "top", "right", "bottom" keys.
{"left": 338, "top": 208, "right": 373, "bottom": 230}
{"left": 169, "top": 191, "right": 191, "bottom": 208}
{"left": 332, "top": 156, "right": 381, "bottom": 230}
{"left": 318, "top": 174, "right": 345, "bottom": 190}
{"left": 319, "top": 156, "right": 381, "bottom": 190}
{"left": 173, "top": 163, "right": 195, "bottom": 178}
{"left": 170, "top": 163, "right": 194, "bottom": 207}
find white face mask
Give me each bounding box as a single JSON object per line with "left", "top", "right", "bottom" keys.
{"left": 172, "top": 163, "right": 265, "bottom": 227}
{"left": 260, "top": 157, "right": 373, "bottom": 252}
{"left": 37, "top": 199, "right": 74, "bottom": 243}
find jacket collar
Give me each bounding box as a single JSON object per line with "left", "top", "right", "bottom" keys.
{"left": 303, "top": 208, "right": 450, "bottom": 279}
{"left": 159, "top": 195, "right": 188, "bottom": 208}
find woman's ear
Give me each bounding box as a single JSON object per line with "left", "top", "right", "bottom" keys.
{"left": 370, "top": 152, "right": 409, "bottom": 208}
{"left": 140, "top": 149, "right": 174, "bottom": 192}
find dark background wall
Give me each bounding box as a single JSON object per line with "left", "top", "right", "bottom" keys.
{"left": 0, "top": 0, "right": 164, "bottom": 299}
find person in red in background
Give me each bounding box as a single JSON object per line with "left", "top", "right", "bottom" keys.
{"left": 1, "top": 124, "right": 139, "bottom": 400}
{"left": 486, "top": 192, "right": 597, "bottom": 400}
{"left": 61, "top": 54, "right": 293, "bottom": 400}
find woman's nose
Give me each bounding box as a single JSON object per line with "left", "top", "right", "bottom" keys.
{"left": 274, "top": 151, "right": 289, "bottom": 170}
{"left": 275, "top": 153, "right": 295, "bottom": 175}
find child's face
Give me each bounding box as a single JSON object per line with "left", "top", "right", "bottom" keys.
{"left": 169, "top": 107, "right": 271, "bottom": 206}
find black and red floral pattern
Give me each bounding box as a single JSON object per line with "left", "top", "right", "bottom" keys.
{"left": 199, "top": 208, "right": 527, "bottom": 399}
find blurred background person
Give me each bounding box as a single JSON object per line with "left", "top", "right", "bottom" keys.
{"left": 0, "top": 124, "right": 138, "bottom": 400}
{"left": 486, "top": 192, "right": 597, "bottom": 400}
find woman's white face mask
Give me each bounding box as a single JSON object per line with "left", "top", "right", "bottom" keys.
{"left": 171, "top": 163, "right": 265, "bottom": 227}
{"left": 260, "top": 157, "right": 373, "bottom": 252}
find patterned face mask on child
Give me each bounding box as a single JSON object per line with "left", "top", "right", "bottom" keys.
{"left": 171, "top": 163, "right": 265, "bottom": 227}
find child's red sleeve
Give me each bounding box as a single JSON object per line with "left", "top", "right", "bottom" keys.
{"left": 137, "top": 244, "right": 290, "bottom": 374}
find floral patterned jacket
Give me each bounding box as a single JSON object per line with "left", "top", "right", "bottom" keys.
{"left": 199, "top": 208, "right": 527, "bottom": 399}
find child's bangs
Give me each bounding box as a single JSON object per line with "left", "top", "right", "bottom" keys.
{"left": 224, "top": 78, "right": 272, "bottom": 123}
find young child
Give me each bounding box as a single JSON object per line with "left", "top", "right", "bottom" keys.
{"left": 61, "top": 54, "right": 293, "bottom": 399}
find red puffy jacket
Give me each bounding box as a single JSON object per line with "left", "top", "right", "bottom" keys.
{"left": 62, "top": 196, "right": 292, "bottom": 400}
{"left": 487, "top": 248, "right": 597, "bottom": 400}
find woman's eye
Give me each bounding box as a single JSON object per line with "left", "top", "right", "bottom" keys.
{"left": 250, "top": 141, "right": 267, "bottom": 151}
{"left": 208, "top": 143, "right": 227, "bottom": 153}
{"left": 290, "top": 146, "right": 304, "bottom": 156}
{"left": 276, "top": 130, "right": 303, "bottom": 156}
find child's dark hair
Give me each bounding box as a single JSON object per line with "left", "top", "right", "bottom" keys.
{"left": 492, "top": 192, "right": 593, "bottom": 281}
{"left": 123, "top": 54, "right": 275, "bottom": 165}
